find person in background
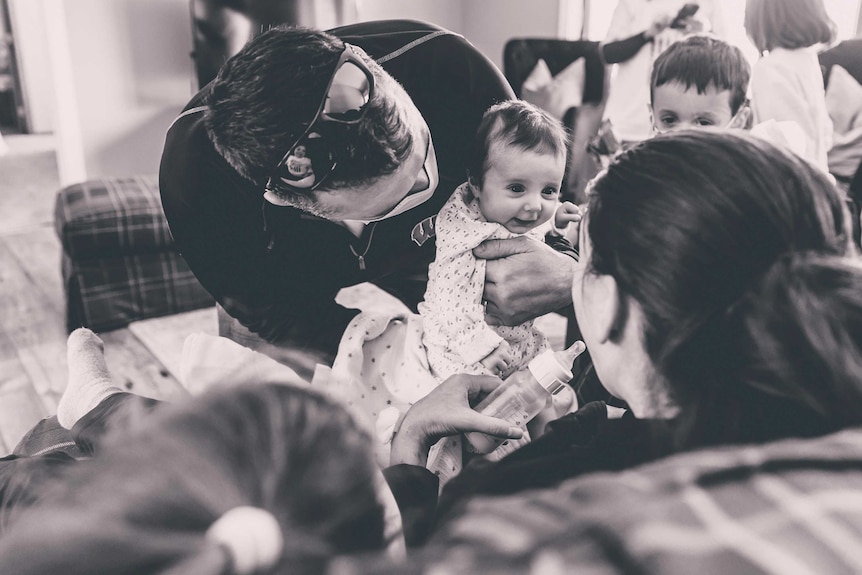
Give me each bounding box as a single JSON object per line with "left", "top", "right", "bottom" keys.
{"left": 649, "top": 35, "right": 751, "bottom": 133}
{"left": 601, "top": 0, "right": 729, "bottom": 144}
{"left": 745, "top": 0, "right": 836, "bottom": 171}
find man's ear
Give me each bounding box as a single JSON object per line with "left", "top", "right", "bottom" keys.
{"left": 586, "top": 273, "right": 623, "bottom": 344}
{"left": 728, "top": 104, "right": 752, "bottom": 130}
{"left": 647, "top": 103, "right": 657, "bottom": 132}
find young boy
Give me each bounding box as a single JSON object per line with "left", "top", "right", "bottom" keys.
{"left": 649, "top": 35, "right": 752, "bottom": 134}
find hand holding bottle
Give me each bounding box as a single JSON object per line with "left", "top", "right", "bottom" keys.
{"left": 389, "top": 374, "right": 524, "bottom": 467}
{"left": 465, "top": 341, "right": 587, "bottom": 455}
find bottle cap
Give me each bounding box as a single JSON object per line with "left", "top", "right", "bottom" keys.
{"left": 527, "top": 348, "right": 575, "bottom": 395}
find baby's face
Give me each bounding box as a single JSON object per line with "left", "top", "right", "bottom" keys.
{"left": 474, "top": 141, "right": 565, "bottom": 234}
{"left": 650, "top": 81, "right": 735, "bottom": 134}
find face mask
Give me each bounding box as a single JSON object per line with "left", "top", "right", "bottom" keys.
{"left": 354, "top": 136, "right": 439, "bottom": 224}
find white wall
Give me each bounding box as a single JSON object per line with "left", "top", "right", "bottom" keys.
{"left": 462, "top": 0, "right": 564, "bottom": 70}
{"left": 21, "top": 0, "right": 570, "bottom": 185}
{"left": 44, "top": 0, "right": 194, "bottom": 185}
{"left": 355, "top": 0, "right": 464, "bottom": 34}
{"left": 8, "top": 0, "right": 54, "bottom": 133}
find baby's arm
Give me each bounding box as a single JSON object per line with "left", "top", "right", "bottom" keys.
{"left": 552, "top": 202, "right": 584, "bottom": 247}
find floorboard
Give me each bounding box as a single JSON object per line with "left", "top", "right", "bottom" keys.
{"left": 0, "top": 136, "right": 182, "bottom": 448}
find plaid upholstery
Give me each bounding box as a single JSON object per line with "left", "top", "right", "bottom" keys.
{"left": 54, "top": 176, "right": 175, "bottom": 259}
{"left": 352, "top": 428, "right": 862, "bottom": 574}
{"left": 55, "top": 176, "right": 213, "bottom": 332}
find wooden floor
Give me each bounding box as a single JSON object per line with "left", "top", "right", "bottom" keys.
{"left": 0, "top": 135, "right": 189, "bottom": 453}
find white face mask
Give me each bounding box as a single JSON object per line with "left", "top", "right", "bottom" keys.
{"left": 351, "top": 136, "right": 439, "bottom": 224}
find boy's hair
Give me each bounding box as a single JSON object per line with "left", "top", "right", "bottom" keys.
{"left": 205, "top": 25, "right": 413, "bottom": 189}
{"left": 650, "top": 35, "right": 751, "bottom": 115}
{"left": 467, "top": 100, "right": 569, "bottom": 188}
{"left": 745, "top": 0, "right": 836, "bottom": 54}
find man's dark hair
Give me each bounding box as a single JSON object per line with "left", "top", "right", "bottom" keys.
{"left": 467, "top": 100, "right": 569, "bottom": 189}
{"left": 650, "top": 35, "right": 751, "bottom": 115}
{"left": 204, "top": 25, "right": 413, "bottom": 189}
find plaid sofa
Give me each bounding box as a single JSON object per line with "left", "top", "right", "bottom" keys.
{"left": 54, "top": 176, "right": 213, "bottom": 332}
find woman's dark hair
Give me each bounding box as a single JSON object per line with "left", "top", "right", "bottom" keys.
{"left": 587, "top": 129, "right": 853, "bottom": 448}
{"left": 467, "top": 100, "right": 569, "bottom": 189}
{"left": 0, "top": 383, "right": 385, "bottom": 574}
{"left": 745, "top": 0, "right": 836, "bottom": 54}
{"left": 205, "top": 25, "right": 412, "bottom": 188}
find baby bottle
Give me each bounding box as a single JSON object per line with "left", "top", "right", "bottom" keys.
{"left": 464, "top": 341, "right": 584, "bottom": 454}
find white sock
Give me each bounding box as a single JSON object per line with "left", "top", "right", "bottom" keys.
{"left": 57, "top": 328, "right": 123, "bottom": 430}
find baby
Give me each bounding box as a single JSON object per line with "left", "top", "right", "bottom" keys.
{"left": 419, "top": 100, "right": 580, "bottom": 381}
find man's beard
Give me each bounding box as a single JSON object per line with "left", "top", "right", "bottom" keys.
{"left": 270, "top": 189, "right": 336, "bottom": 220}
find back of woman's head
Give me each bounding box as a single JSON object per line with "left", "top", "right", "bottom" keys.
{"left": 0, "top": 383, "right": 385, "bottom": 575}
{"left": 587, "top": 129, "right": 853, "bottom": 447}
{"left": 744, "top": 0, "right": 835, "bottom": 54}
{"left": 729, "top": 254, "right": 862, "bottom": 439}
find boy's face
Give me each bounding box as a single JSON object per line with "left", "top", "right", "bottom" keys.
{"left": 473, "top": 140, "right": 566, "bottom": 234}
{"left": 650, "top": 81, "right": 736, "bottom": 134}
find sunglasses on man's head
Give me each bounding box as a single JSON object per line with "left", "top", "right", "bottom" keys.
{"left": 265, "top": 43, "right": 375, "bottom": 196}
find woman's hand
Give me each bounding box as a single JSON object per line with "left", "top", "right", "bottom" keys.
{"left": 475, "top": 236, "right": 575, "bottom": 326}
{"left": 389, "top": 374, "right": 524, "bottom": 467}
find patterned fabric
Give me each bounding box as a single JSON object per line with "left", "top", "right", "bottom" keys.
{"left": 418, "top": 183, "right": 551, "bottom": 380}
{"left": 357, "top": 427, "right": 862, "bottom": 574}
{"left": 55, "top": 176, "right": 214, "bottom": 332}
{"left": 54, "top": 176, "right": 174, "bottom": 259}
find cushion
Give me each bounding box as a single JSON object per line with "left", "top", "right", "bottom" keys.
{"left": 62, "top": 250, "right": 213, "bottom": 332}
{"left": 521, "top": 57, "right": 585, "bottom": 121}
{"left": 54, "top": 176, "right": 174, "bottom": 259}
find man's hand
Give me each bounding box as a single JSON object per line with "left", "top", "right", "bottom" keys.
{"left": 390, "top": 374, "right": 524, "bottom": 467}
{"left": 475, "top": 236, "right": 575, "bottom": 326}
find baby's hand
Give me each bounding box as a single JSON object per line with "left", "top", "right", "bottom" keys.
{"left": 481, "top": 341, "right": 513, "bottom": 376}
{"left": 555, "top": 202, "right": 582, "bottom": 228}
{"left": 554, "top": 202, "right": 584, "bottom": 247}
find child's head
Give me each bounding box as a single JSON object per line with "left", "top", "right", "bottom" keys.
{"left": 467, "top": 100, "right": 568, "bottom": 234}
{"left": 0, "top": 383, "right": 387, "bottom": 574}
{"left": 745, "top": 0, "right": 835, "bottom": 54}
{"left": 650, "top": 35, "right": 751, "bottom": 134}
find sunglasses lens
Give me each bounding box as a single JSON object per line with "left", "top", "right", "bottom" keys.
{"left": 277, "top": 133, "right": 333, "bottom": 190}
{"left": 323, "top": 61, "right": 371, "bottom": 121}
